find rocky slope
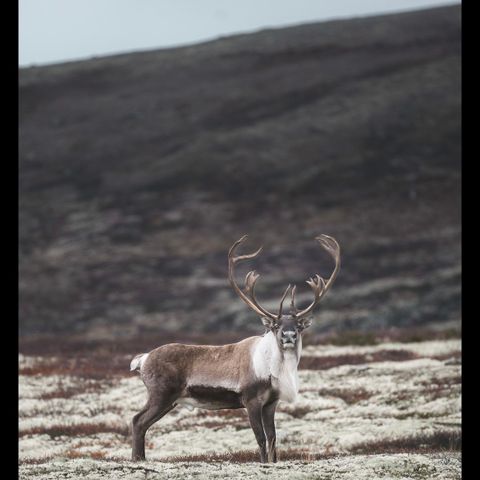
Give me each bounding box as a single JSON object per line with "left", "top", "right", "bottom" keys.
{"left": 19, "top": 5, "right": 461, "bottom": 338}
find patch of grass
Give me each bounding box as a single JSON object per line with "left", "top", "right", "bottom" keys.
{"left": 299, "top": 354, "right": 364, "bottom": 370}
{"left": 19, "top": 422, "right": 129, "bottom": 438}
{"left": 19, "top": 451, "right": 125, "bottom": 465}
{"left": 394, "top": 412, "right": 444, "bottom": 420}
{"left": 431, "top": 352, "right": 462, "bottom": 362}
{"left": 386, "top": 375, "right": 461, "bottom": 406}
{"left": 177, "top": 410, "right": 249, "bottom": 431}
{"left": 19, "top": 326, "right": 461, "bottom": 358}
{"left": 160, "top": 448, "right": 337, "bottom": 463}
{"left": 299, "top": 349, "right": 419, "bottom": 370}
{"left": 62, "top": 449, "right": 108, "bottom": 460}
{"left": 414, "top": 374, "right": 462, "bottom": 401}
{"left": 277, "top": 405, "right": 313, "bottom": 418}
{"left": 384, "top": 389, "right": 416, "bottom": 405}
{"left": 424, "top": 385, "right": 461, "bottom": 401}
{"left": 305, "top": 327, "right": 460, "bottom": 346}
{"left": 19, "top": 332, "right": 249, "bottom": 356}
{"left": 19, "top": 347, "right": 425, "bottom": 378}
{"left": 19, "top": 449, "right": 338, "bottom": 465}
{"left": 318, "top": 387, "right": 373, "bottom": 404}
{"left": 350, "top": 430, "right": 461, "bottom": 454}
{"left": 190, "top": 419, "right": 249, "bottom": 431}
{"left": 195, "top": 409, "right": 247, "bottom": 419}
{"left": 19, "top": 431, "right": 461, "bottom": 466}
{"left": 307, "top": 331, "right": 380, "bottom": 346}
{"left": 420, "top": 375, "right": 462, "bottom": 387}
{"left": 19, "top": 356, "right": 131, "bottom": 379}
{"left": 38, "top": 379, "right": 107, "bottom": 399}
{"left": 19, "top": 456, "right": 54, "bottom": 465}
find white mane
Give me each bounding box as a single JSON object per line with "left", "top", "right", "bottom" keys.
{"left": 252, "top": 331, "right": 301, "bottom": 403}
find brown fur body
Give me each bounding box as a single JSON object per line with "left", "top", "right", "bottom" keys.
{"left": 131, "top": 336, "right": 282, "bottom": 462}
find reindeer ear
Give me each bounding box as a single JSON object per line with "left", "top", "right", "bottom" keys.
{"left": 261, "top": 317, "right": 280, "bottom": 330}
{"left": 297, "top": 317, "right": 313, "bottom": 331}
{"left": 261, "top": 317, "right": 272, "bottom": 327}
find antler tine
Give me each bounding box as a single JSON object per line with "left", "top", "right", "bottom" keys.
{"left": 314, "top": 235, "right": 341, "bottom": 295}
{"left": 244, "top": 270, "right": 268, "bottom": 312}
{"left": 228, "top": 236, "right": 277, "bottom": 319}
{"left": 305, "top": 275, "right": 326, "bottom": 301}
{"left": 290, "top": 285, "right": 297, "bottom": 315}
{"left": 244, "top": 270, "right": 259, "bottom": 293}
{"left": 296, "top": 235, "right": 341, "bottom": 319}
{"left": 277, "top": 284, "right": 292, "bottom": 319}
{"left": 228, "top": 235, "right": 263, "bottom": 264}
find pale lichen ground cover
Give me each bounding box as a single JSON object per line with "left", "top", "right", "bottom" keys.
{"left": 19, "top": 340, "right": 461, "bottom": 479}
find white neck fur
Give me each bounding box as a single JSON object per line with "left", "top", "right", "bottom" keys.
{"left": 252, "top": 331, "right": 301, "bottom": 403}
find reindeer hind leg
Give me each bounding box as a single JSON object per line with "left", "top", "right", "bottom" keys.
{"left": 131, "top": 393, "right": 177, "bottom": 461}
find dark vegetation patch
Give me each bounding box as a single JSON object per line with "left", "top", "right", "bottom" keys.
{"left": 278, "top": 405, "right": 313, "bottom": 418}
{"left": 188, "top": 420, "right": 249, "bottom": 431}
{"left": 154, "top": 431, "right": 461, "bottom": 462}
{"left": 309, "top": 327, "right": 461, "bottom": 346}
{"left": 384, "top": 389, "right": 417, "bottom": 405}
{"left": 317, "top": 387, "right": 373, "bottom": 404}
{"left": 159, "top": 447, "right": 338, "bottom": 463}
{"left": 177, "top": 409, "right": 249, "bottom": 431}
{"left": 38, "top": 379, "right": 107, "bottom": 399}
{"left": 62, "top": 449, "right": 109, "bottom": 460}
{"left": 19, "top": 332, "right": 248, "bottom": 357}
{"left": 20, "top": 348, "right": 460, "bottom": 379}
{"left": 19, "top": 449, "right": 336, "bottom": 465}
{"left": 299, "top": 349, "right": 419, "bottom": 370}
{"left": 19, "top": 422, "right": 129, "bottom": 438}
{"left": 421, "top": 375, "right": 461, "bottom": 387}
{"left": 19, "top": 326, "right": 460, "bottom": 357}
{"left": 394, "top": 411, "right": 448, "bottom": 420}
{"left": 431, "top": 351, "right": 462, "bottom": 362}
{"left": 406, "top": 374, "right": 462, "bottom": 403}
{"left": 20, "top": 451, "right": 125, "bottom": 465}
{"left": 19, "top": 457, "right": 55, "bottom": 465}
{"left": 195, "top": 409, "right": 248, "bottom": 420}
{"left": 19, "top": 350, "right": 404, "bottom": 378}
{"left": 19, "top": 355, "right": 131, "bottom": 379}
{"left": 422, "top": 383, "right": 461, "bottom": 402}
{"left": 381, "top": 374, "right": 461, "bottom": 407}
{"left": 19, "top": 431, "right": 460, "bottom": 465}
{"left": 350, "top": 430, "right": 461, "bottom": 454}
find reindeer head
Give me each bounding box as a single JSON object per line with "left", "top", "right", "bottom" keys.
{"left": 228, "top": 234, "right": 341, "bottom": 351}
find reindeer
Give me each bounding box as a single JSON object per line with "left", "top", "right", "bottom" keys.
{"left": 130, "top": 234, "right": 340, "bottom": 462}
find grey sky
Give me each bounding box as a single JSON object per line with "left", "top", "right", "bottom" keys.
{"left": 19, "top": 0, "right": 459, "bottom": 67}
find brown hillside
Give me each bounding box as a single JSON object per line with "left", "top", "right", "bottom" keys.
{"left": 19, "top": 5, "right": 461, "bottom": 339}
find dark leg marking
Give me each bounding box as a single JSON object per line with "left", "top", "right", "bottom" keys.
{"left": 263, "top": 400, "right": 278, "bottom": 463}
{"left": 246, "top": 400, "right": 267, "bottom": 463}
{"left": 131, "top": 400, "right": 177, "bottom": 461}
{"left": 187, "top": 385, "right": 243, "bottom": 409}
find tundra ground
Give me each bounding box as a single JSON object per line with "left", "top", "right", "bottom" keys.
{"left": 19, "top": 339, "right": 461, "bottom": 479}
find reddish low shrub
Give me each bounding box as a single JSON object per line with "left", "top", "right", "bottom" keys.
{"left": 19, "top": 422, "right": 129, "bottom": 438}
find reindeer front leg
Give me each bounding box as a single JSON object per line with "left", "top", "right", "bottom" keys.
{"left": 262, "top": 400, "right": 278, "bottom": 462}
{"left": 246, "top": 400, "right": 267, "bottom": 462}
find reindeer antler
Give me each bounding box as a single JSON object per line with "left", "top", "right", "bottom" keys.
{"left": 228, "top": 236, "right": 292, "bottom": 320}
{"left": 228, "top": 234, "right": 340, "bottom": 322}
{"left": 295, "top": 234, "right": 341, "bottom": 319}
